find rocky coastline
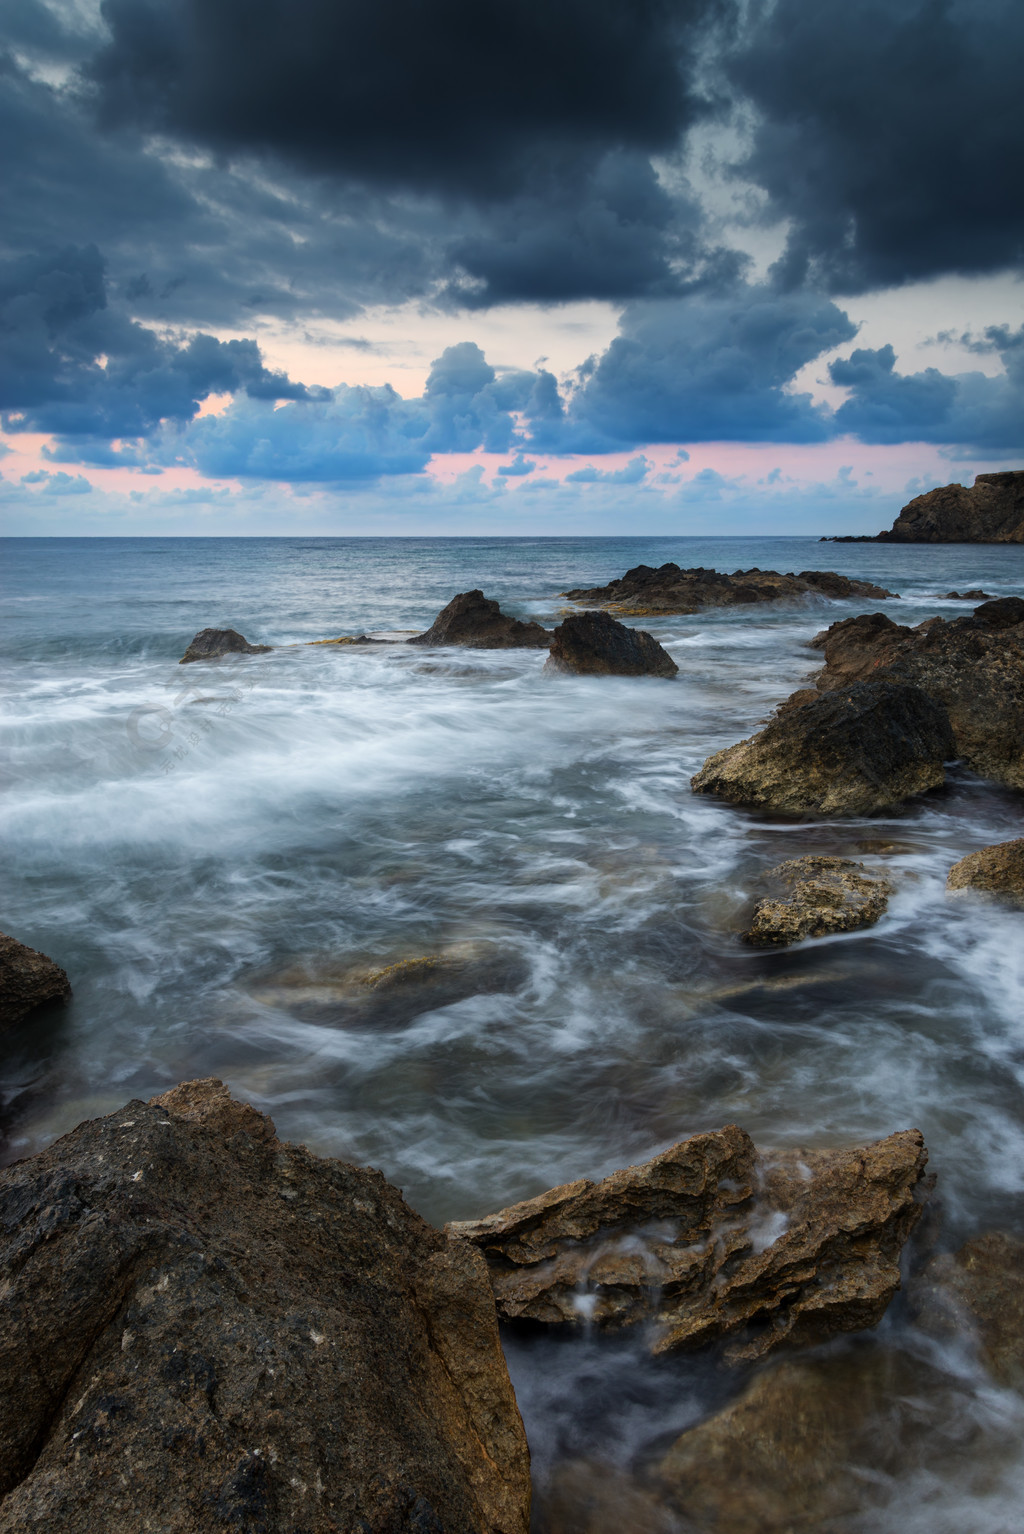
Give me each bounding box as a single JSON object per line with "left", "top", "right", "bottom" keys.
{"left": 824, "top": 469, "right": 1024, "bottom": 543}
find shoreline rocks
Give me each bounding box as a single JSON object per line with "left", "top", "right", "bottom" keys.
{"left": 691, "top": 680, "right": 954, "bottom": 816}
{"left": 0, "top": 932, "right": 71, "bottom": 1030}
{"left": 180, "top": 627, "right": 272, "bottom": 663}
{"left": 947, "top": 839, "right": 1024, "bottom": 908}
{"left": 561, "top": 563, "right": 896, "bottom": 614}
{"left": 409, "top": 590, "right": 551, "bottom": 649}
{"left": 0, "top": 1078, "right": 531, "bottom": 1533}
{"left": 449, "top": 1123, "right": 929, "bottom": 1363}
{"left": 544, "top": 610, "right": 678, "bottom": 678}
{"left": 825, "top": 470, "right": 1024, "bottom": 544}
{"left": 744, "top": 856, "right": 893, "bottom": 946}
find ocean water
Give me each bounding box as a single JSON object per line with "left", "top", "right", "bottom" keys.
{"left": 3, "top": 534, "right": 1024, "bottom": 1528}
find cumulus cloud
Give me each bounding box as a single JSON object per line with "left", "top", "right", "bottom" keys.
{"left": 565, "top": 456, "right": 651, "bottom": 484}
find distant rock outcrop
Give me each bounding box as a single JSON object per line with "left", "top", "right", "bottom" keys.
{"left": 947, "top": 839, "right": 1024, "bottom": 907}
{"left": 809, "top": 598, "right": 1024, "bottom": 789}
{"left": 0, "top": 932, "right": 71, "bottom": 1030}
{"left": 691, "top": 680, "right": 954, "bottom": 816}
{"left": 449, "top": 1123, "right": 929, "bottom": 1363}
{"left": 544, "top": 610, "right": 678, "bottom": 677}
{"left": 409, "top": 590, "right": 551, "bottom": 648}
{"left": 0, "top": 1078, "right": 531, "bottom": 1534}
{"left": 744, "top": 856, "right": 893, "bottom": 946}
{"left": 180, "top": 627, "right": 272, "bottom": 663}
{"left": 826, "top": 470, "right": 1024, "bottom": 543}
{"left": 561, "top": 563, "right": 896, "bottom": 614}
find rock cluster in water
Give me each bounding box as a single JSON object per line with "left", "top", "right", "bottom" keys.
{"left": 449, "top": 1123, "right": 928, "bottom": 1362}
{"left": 561, "top": 563, "right": 896, "bottom": 614}
{"left": 0, "top": 1079, "right": 531, "bottom": 1534}
{"left": 743, "top": 856, "right": 893, "bottom": 946}
{"left": 180, "top": 627, "right": 272, "bottom": 663}
{"left": 826, "top": 470, "right": 1024, "bottom": 543}
{"left": 0, "top": 931, "right": 71, "bottom": 1030}
{"left": 544, "top": 610, "right": 678, "bottom": 677}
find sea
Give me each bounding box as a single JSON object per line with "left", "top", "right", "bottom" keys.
{"left": 3, "top": 534, "right": 1024, "bottom": 1529}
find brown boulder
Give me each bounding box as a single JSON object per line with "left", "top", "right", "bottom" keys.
{"left": 561, "top": 563, "right": 895, "bottom": 615}
{"left": 744, "top": 856, "right": 893, "bottom": 946}
{"left": 878, "top": 470, "right": 1024, "bottom": 543}
{"left": 946, "top": 839, "right": 1024, "bottom": 907}
{"left": 544, "top": 610, "right": 678, "bottom": 677}
{"left": 180, "top": 627, "right": 272, "bottom": 663}
{"left": 691, "top": 680, "right": 954, "bottom": 816}
{"left": 914, "top": 1231, "right": 1024, "bottom": 1386}
{"left": 0, "top": 1078, "right": 530, "bottom": 1534}
{"left": 449, "top": 1124, "right": 928, "bottom": 1363}
{"left": 408, "top": 590, "right": 551, "bottom": 648}
{"left": 0, "top": 931, "right": 71, "bottom": 1029}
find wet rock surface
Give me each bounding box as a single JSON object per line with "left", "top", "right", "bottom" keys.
{"left": 561, "top": 563, "right": 895, "bottom": 614}
{"left": 946, "top": 839, "right": 1024, "bottom": 907}
{"left": 543, "top": 610, "right": 678, "bottom": 677}
{"left": 247, "top": 942, "right": 530, "bottom": 1030}
{"left": 835, "top": 470, "right": 1024, "bottom": 543}
{"left": 0, "top": 1078, "right": 531, "bottom": 1534}
{"left": 691, "top": 680, "right": 954, "bottom": 816}
{"left": 914, "top": 1232, "right": 1024, "bottom": 1387}
{"left": 744, "top": 856, "right": 893, "bottom": 946}
{"left": 0, "top": 932, "right": 71, "bottom": 1030}
{"left": 809, "top": 598, "right": 1024, "bottom": 789}
{"left": 449, "top": 1124, "right": 928, "bottom": 1363}
{"left": 180, "top": 627, "right": 272, "bottom": 663}
{"left": 409, "top": 590, "right": 551, "bottom": 649}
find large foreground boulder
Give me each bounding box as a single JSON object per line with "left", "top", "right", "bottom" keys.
{"left": 0, "top": 932, "right": 71, "bottom": 1030}
{"left": 180, "top": 627, "right": 272, "bottom": 663}
{"left": 946, "top": 839, "right": 1024, "bottom": 908}
{"left": 544, "top": 610, "right": 678, "bottom": 677}
{"left": 744, "top": 856, "right": 893, "bottom": 946}
{"left": 809, "top": 598, "right": 1024, "bottom": 788}
{"left": 691, "top": 680, "right": 954, "bottom": 816}
{"left": 561, "top": 564, "right": 895, "bottom": 614}
{"left": 409, "top": 591, "right": 550, "bottom": 649}
{"left": 449, "top": 1124, "right": 928, "bottom": 1363}
{"left": 0, "top": 1079, "right": 530, "bottom": 1534}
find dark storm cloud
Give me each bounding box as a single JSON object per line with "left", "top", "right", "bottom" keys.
{"left": 728, "top": 0, "right": 1024, "bottom": 292}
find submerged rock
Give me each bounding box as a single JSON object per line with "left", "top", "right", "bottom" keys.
{"left": 544, "top": 610, "right": 678, "bottom": 677}
{"left": 914, "top": 1231, "right": 1024, "bottom": 1386}
{"left": 744, "top": 856, "right": 893, "bottom": 946}
{"left": 449, "top": 1123, "right": 928, "bottom": 1362}
{"left": 809, "top": 598, "right": 1024, "bottom": 789}
{"left": 180, "top": 627, "right": 272, "bottom": 663}
{"left": 0, "top": 1078, "right": 531, "bottom": 1534}
{"left": 408, "top": 590, "right": 551, "bottom": 649}
{"left": 0, "top": 931, "right": 71, "bottom": 1030}
{"left": 691, "top": 681, "right": 954, "bottom": 816}
{"left": 946, "top": 839, "right": 1024, "bottom": 908}
{"left": 561, "top": 564, "right": 896, "bottom": 614}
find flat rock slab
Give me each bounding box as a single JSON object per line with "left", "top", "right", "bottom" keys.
{"left": 544, "top": 610, "right": 677, "bottom": 677}
{"left": 946, "top": 838, "right": 1024, "bottom": 908}
{"left": 744, "top": 856, "right": 893, "bottom": 946}
{"left": 409, "top": 590, "right": 551, "bottom": 649}
{"left": 449, "top": 1123, "right": 928, "bottom": 1363}
{"left": 0, "top": 931, "right": 71, "bottom": 1030}
{"left": 691, "top": 680, "right": 954, "bottom": 816}
{"left": 180, "top": 627, "right": 272, "bottom": 663}
{"left": 561, "top": 564, "right": 896, "bottom": 614}
{"left": 0, "top": 1078, "right": 530, "bottom": 1534}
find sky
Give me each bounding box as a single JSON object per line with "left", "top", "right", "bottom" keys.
{"left": 1, "top": 0, "right": 1022, "bottom": 536}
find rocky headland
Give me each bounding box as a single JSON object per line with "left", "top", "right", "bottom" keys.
{"left": 561, "top": 563, "right": 896, "bottom": 614}
{"left": 824, "top": 470, "right": 1024, "bottom": 543}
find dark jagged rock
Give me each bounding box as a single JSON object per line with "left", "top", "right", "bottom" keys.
{"left": 543, "top": 610, "right": 678, "bottom": 677}
{"left": 180, "top": 627, "right": 272, "bottom": 663}
{"left": 914, "top": 1231, "right": 1024, "bottom": 1386}
{"left": 0, "top": 1078, "right": 531, "bottom": 1534}
{"left": 744, "top": 856, "right": 893, "bottom": 946}
{"left": 449, "top": 1124, "right": 928, "bottom": 1363}
{"left": 827, "top": 470, "right": 1024, "bottom": 543}
{"left": 947, "top": 839, "right": 1024, "bottom": 908}
{"left": 560, "top": 563, "right": 896, "bottom": 614}
{"left": 309, "top": 633, "right": 389, "bottom": 646}
{"left": 408, "top": 590, "right": 551, "bottom": 649}
{"left": 945, "top": 589, "right": 993, "bottom": 600}
{"left": 0, "top": 932, "right": 71, "bottom": 1030}
{"left": 809, "top": 598, "right": 1024, "bottom": 789}
{"left": 691, "top": 681, "right": 954, "bottom": 816}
